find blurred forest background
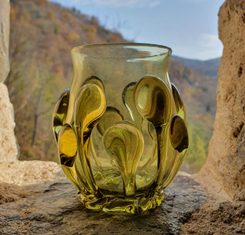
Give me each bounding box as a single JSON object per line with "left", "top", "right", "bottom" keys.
{"left": 6, "top": 0, "right": 219, "bottom": 173}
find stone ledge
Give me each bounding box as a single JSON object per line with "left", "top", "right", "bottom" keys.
{"left": 0, "top": 160, "right": 62, "bottom": 185}
{"left": 0, "top": 173, "right": 206, "bottom": 235}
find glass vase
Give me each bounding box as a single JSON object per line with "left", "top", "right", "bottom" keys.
{"left": 52, "top": 43, "right": 189, "bottom": 214}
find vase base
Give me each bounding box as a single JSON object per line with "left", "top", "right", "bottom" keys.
{"left": 80, "top": 190, "right": 165, "bottom": 214}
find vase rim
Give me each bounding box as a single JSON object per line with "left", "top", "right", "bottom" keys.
{"left": 71, "top": 43, "right": 172, "bottom": 59}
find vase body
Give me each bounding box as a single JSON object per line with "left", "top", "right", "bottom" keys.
{"left": 52, "top": 43, "right": 188, "bottom": 214}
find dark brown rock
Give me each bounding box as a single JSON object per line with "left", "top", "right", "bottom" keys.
{"left": 182, "top": 200, "right": 245, "bottom": 235}
{"left": 0, "top": 174, "right": 206, "bottom": 235}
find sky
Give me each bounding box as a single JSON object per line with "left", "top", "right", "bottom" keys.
{"left": 51, "top": 0, "right": 224, "bottom": 60}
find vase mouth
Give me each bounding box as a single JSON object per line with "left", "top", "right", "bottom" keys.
{"left": 71, "top": 43, "right": 172, "bottom": 59}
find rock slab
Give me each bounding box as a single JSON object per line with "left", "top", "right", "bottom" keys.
{"left": 0, "top": 160, "right": 62, "bottom": 186}
{"left": 0, "top": 174, "right": 206, "bottom": 235}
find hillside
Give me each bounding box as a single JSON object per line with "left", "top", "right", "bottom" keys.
{"left": 172, "top": 56, "right": 220, "bottom": 79}
{"left": 6, "top": 0, "right": 216, "bottom": 172}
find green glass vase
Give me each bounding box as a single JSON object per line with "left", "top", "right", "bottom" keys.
{"left": 52, "top": 43, "right": 189, "bottom": 214}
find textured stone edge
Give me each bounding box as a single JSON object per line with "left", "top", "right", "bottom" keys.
{"left": 0, "top": 0, "right": 10, "bottom": 82}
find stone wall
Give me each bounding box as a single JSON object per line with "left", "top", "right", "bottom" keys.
{"left": 0, "top": 0, "right": 10, "bottom": 83}
{"left": 0, "top": 84, "right": 18, "bottom": 162}
{"left": 201, "top": 0, "right": 245, "bottom": 200}
{"left": 0, "top": 0, "right": 18, "bottom": 162}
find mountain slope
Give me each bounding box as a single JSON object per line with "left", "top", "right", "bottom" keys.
{"left": 7, "top": 0, "right": 216, "bottom": 172}
{"left": 172, "top": 56, "right": 220, "bottom": 79}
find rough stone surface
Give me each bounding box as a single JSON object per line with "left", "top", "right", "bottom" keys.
{"left": 0, "top": 83, "right": 18, "bottom": 162}
{"left": 0, "top": 183, "right": 29, "bottom": 204}
{"left": 0, "top": 173, "right": 206, "bottom": 235}
{"left": 0, "top": 0, "right": 17, "bottom": 162}
{"left": 200, "top": 0, "right": 245, "bottom": 200}
{"left": 182, "top": 200, "right": 245, "bottom": 235}
{"left": 0, "top": 0, "right": 10, "bottom": 82}
{"left": 0, "top": 160, "right": 62, "bottom": 185}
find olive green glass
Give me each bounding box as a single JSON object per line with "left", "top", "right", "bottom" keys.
{"left": 52, "top": 43, "right": 189, "bottom": 214}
